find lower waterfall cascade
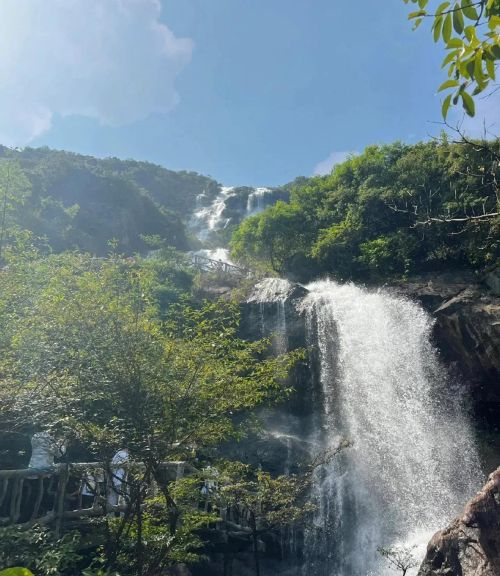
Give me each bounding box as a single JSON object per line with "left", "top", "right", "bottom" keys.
{"left": 300, "top": 280, "right": 482, "bottom": 576}
{"left": 249, "top": 278, "right": 483, "bottom": 576}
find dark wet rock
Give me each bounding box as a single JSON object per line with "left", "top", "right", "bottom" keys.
{"left": 393, "top": 272, "right": 500, "bottom": 430}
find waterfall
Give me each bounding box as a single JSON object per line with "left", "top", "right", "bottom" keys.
{"left": 192, "top": 185, "right": 272, "bottom": 240}
{"left": 189, "top": 186, "right": 276, "bottom": 268}
{"left": 300, "top": 280, "right": 482, "bottom": 576}
{"left": 246, "top": 187, "right": 272, "bottom": 216}
{"left": 248, "top": 278, "right": 293, "bottom": 353}
{"left": 190, "top": 186, "right": 235, "bottom": 241}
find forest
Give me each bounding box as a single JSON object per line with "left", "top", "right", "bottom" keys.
{"left": 231, "top": 138, "right": 500, "bottom": 281}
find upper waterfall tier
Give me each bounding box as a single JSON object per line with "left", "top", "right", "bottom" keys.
{"left": 189, "top": 185, "right": 289, "bottom": 245}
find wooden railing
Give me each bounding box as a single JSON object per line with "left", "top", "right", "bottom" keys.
{"left": 0, "top": 461, "right": 195, "bottom": 530}
{"left": 191, "top": 254, "right": 249, "bottom": 277}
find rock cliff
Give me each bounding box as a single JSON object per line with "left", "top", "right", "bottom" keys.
{"left": 394, "top": 271, "right": 500, "bottom": 430}
{"left": 418, "top": 467, "right": 500, "bottom": 576}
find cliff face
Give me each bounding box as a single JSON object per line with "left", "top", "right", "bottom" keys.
{"left": 394, "top": 272, "right": 500, "bottom": 430}
{"left": 237, "top": 281, "right": 318, "bottom": 476}
{"left": 239, "top": 272, "right": 500, "bottom": 433}
{"left": 418, "top": 467, "right": 500, "bottom": 576}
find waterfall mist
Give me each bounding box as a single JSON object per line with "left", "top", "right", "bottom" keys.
{"left": 299, "top": 280, "right": 482, "bottom": 576}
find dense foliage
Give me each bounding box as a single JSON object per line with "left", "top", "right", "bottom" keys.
{"left": 0, "top": 146, "right": 222, "bottom": 256}
{"left": 231, "top": 139, "right": 499, "bottom": 281}
{"left": 0, "top": 251, "right": 301, "bottom": 575}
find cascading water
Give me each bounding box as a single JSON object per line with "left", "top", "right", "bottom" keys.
{"left": 189, "top": 186, "right": 277, "bottom": 267}
{"left": 248, "top": 278, "right": 293, "bottom": 354}
{"left": 190, "top": 186, "right": 235, "bottom": 241}
{"left": 246, "top": 187, "right": 272, "bottom": 216}
{"left": 300, "top": 280, "right": 482, "bottom": 576}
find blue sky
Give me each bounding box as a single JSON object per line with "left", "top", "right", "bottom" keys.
{"left": 0, "top": 1, "right": 496, "bottom": 186}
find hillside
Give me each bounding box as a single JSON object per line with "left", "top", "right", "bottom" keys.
{"left": 231, "top": 139, "right": 500, "bottom": 281}
{"left": 0, "top": 145, "right": 222, "bottom": 255}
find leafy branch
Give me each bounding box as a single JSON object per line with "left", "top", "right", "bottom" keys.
{"left": 405, "top": 0, "right": 500, "bottom": 117}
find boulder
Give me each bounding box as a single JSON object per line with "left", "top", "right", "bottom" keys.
{"left": 418, "top": 467, "right": 500, "bottom": 576}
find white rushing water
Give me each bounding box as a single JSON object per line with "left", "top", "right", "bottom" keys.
{"left": 190, "top": 186, "right": 235, "bottom": 241}
{"left": 246, "top": 187, "right": 272, "bottom": 216}
{"left": 248, "top": 278, "right": 294, "bottom": 354}
{"left": 191, "top": 185, "right": 273, "bottom": 243}
{"left": 193, "top": 247, "right": 233, "bottom": 264}
{"left": 299, "top": 280, "right": 482, "bottom": 576}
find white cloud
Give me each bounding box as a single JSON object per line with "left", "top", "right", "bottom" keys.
{"left": 313, "top": 150, "right": 357, "bottom": 176}
{"left": 0, "top": 0, "right": 194, "bottom": 145}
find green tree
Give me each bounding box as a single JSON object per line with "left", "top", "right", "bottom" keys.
{"left": 230, "top": 201, "right": 313, "bottom": 274}
{"left": 0, "top": 160, "right": 31, "bottom": 262}
{"left": 0, "top": 253, "right": 300, "bottom": 575}
{"left": 404, "top": 0, "right": 500, "bottom": 118}
{"left": 0, "top": 526, "right": 81, "bottom": 576}
{"left": 230, "top": 139, "right": 499, "bottom": 281}
{"left": 215, "top": 463, "right": 314, "bottom": 576}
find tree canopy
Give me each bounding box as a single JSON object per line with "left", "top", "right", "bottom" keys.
{"left": 231, "top": 138, "right": 499, "bottom": 281}
{"left": 0, "top": 251, "right": 301, "bottom": 575}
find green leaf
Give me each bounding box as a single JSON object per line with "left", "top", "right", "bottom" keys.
{"left": 0, "top": 569, "right": 35, "bottom": 576}
{"left": 438, "top": 79, "right": 460, "bottom": 91}
{"left": 443, "top": 13, "right": 453, "bottom": 42}
{"left": 460, "top": 89, "right": 475, "bottom": 116}
{"left": 464, "top": 25, "right": 477, "bottom": 41}
{"left": 453, "top": 5, "right": 464, "bottom": 34}
{"left": 465, "top": 58, "right": 476, "bottom": 79}
{"left": 413, "top": 17, "right": 424, "bottom": 29}
{"left": 442, "top": 93, "right": 453, "bottom": 118}
{"left": 474, "top": 49, "right": 485, "bottom": 83}
{"left": 408, "top": 9, "right": 427, "bottom": 18}
{"left": 491, "top": 44, "right": 500, "bottom": 59}
{"left": 446, "top": 38, "right": 463, "bottom": 48}
{"left": 488, "top": 16, "right": 500, "bottom": 29}
{"left": 418, "top": 0, "right": 429, "bottom": 7}
{"left": 461, "top": 0, "right": 478, "bottom": 20}
{"left": 436, "top": 1, "right": 451, "bottom": 15}
{"left": 472, "top": 83, "right": 486, "bottom": 95}
{"left": 441, "top": 50, "right": 459, "bottom": 67}
{"left": 485, "top": 57, "right": 496, "bottom": 80}
{"left": 433, "top": 15, "right": 444, "bottom": 41}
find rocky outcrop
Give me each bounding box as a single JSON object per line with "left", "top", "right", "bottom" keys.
{"left": 434, "top": 289, "right": 499, "bottom": 379}
{"left": 236, "top": 279, "right": 318, "bottom": 475}
{"left": 418, "top": 467, "right": 500, "bottom": 576}
{"left": 394, "top": 272, "right": 500, "bottom": 429}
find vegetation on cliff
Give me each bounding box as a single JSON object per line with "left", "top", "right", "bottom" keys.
{"left": 0, "top": 145, "right": 221, "bottom": 256}
{"left": 231, "top": 138, "right": 499, "bottom": 281}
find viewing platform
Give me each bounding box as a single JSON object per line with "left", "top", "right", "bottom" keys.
{"left": 0, "top": 461, "right": 195, "bottom": 530}
{"left": 191, "top": 254, "right": 249, "bottom": 277}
